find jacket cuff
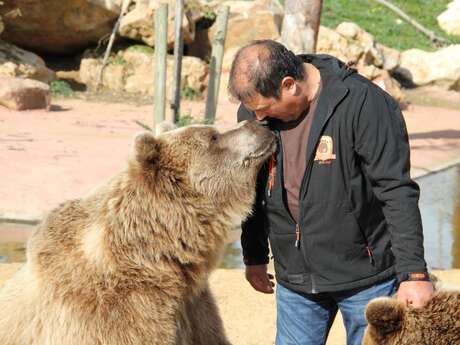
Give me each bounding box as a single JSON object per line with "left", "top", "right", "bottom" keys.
{"left": 243, "top": 256, "right": 270, "bottom": 266}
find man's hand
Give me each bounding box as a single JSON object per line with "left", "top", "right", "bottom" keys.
{"left": 396, "top": 280, "right": 434, "bottom": 308}
{"left": 245, "top": 264, "right": 275, "bottom": 294}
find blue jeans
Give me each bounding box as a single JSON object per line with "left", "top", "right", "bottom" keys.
{"left": 275, "top": 278, "right": 397, "bottom": 345}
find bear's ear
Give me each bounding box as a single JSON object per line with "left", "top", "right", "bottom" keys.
{"left": 365, "top": 298, "right": 404, "bottom": 335}
{"left": 133, "top": 132, "right": 162, "bottom": 165}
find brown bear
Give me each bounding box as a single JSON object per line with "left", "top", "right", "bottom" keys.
{"left": 0, "top": 121, "right": 276, "bottom": 345}
{"left": 362, "top": 290, "right": 460, "bottom": 345}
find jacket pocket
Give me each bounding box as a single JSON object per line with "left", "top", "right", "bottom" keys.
{"left": 269, "top": 231, "right": 308, "bottom": 279}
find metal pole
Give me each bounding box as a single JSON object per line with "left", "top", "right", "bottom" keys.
{"left": 171, "top": 0, "right": 184, "bottom": 124}
{"left": 154, "top": 3, "right": 168, "bottom": 127}
{"left": 204, "top": 6, "right": 229, "bottom": 122}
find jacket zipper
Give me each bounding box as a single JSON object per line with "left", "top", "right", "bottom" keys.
{"left": 272, "top": 130, "right": 316, "bottom": 292}
{"left": 366, "top": 244, "right": 375, "bottom": 265}
{"left": 295, "top": 224, "right": 300, "bottom": 248}
{"left": 351, "top": 210, "right": 376, "bottom": 266}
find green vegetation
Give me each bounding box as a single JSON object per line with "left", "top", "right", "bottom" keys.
{"left": 107, "top": 56, "right": 128, "bottom": 66}
{"left": 127, "top": 44, "right": 155, "bottom": 54}
{"left": 176, "top": 114, "right": 214, "bottom": 127}
{"left": 202, "top": 10, "right": 217, "bottom": 21}
{"left": 182, "top": 84, "right": 202, "bottom": 100}
{"left": 322, "top": 0, "right": 460, "bottom": 51}
{"left": 50, "top": 80, "right": 74, "bottom": 97}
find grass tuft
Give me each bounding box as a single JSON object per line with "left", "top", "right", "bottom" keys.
{"left": 50, "top": 80, "right": 74, "bottom": 97}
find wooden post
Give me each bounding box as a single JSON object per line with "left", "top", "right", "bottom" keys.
{"left": 154, "top": 3, "right": 168, "bottom": 127}
{"left": 281, "top": 0, "right": 323, "bottom": 54}
{"left": 204, "top": 6, "right": 229, "bottom": 122}
{"left": 171, "top": 0, "right": 184, "bottom": 123}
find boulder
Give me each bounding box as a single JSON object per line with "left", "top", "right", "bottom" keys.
{"left": 372, "top": 70, "right": 407, "bottom": 109}
{"left": 0, "top": 41, "right": 55, "bottom": 83}
{"left": 0, "top": 0, "right": 120, "bottom": 54}
{"left": 118, "top": 0, "right": 201, "bottom": 49}
{"left": 317, "top": 23, "right": 404, "bottom": 104}
{"left": 209, "top": 0, "right": 281, "bottom": 72}
{"left": 437, "top": 0, "right": 460, "bottom": 37}
{"left": 222, "top": 0, "right": 281, "bottom": 50}
{"left": 88, "top": 0, "right": 123, "bottom": 12}
{"left": 0, "top": 76, "right": 50, "bottom": 111}
{"left": 318, "top": 22, "right": 401, "bottom": 72}
{"left": 79, "top": 46, "right": 208, "bottom": 95}
{"left": 376, "top": 43, "right": 400, "bottom": 72}
{"left": 397, "top": 44, "right": 460, "bottom": 90}
{"left": 317, "top": 26, "right": 354, "bottom": 63}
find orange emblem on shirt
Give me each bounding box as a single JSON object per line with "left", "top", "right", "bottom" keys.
{"left": 314, "top": 136, "right": 336, "bottom": 164}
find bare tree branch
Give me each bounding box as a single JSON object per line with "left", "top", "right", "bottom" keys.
{"left": 95, "top": 0, "right": 132, "bottom": 90}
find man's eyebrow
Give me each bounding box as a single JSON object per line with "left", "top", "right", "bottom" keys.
{"left": 252, "top": 104, "right": 270, "bottom": 111}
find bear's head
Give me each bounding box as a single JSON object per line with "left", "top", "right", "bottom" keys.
{"left": 362, "top": 297, "right": 405, "bottom": 345}
{"left": 130, "top": 120, "right": 276, "bottom": 224}
{"left": 363, "top": 292, "right": 460, "bottom": 345}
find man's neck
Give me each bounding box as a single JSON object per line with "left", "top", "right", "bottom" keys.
{"left": 302, "top": 63, "right": 321, "bottom": 103}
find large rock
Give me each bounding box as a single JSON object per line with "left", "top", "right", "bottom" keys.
{"left": 372, "top": 70, "right": 406, "bottom": 109}
{"left": 118, "top": 0, "right": 202, "bottom": 49}
{"left": 397, "top": 45, "right": 460, "bottom": 90}
{"left": 317, "top": 22, "right": 401, "bottom": 71}
{"left": 437, "top": 0, "right": 460, "bottom": 37}
{"left": 217, "top": 0, "right": 281, "bottom": 50}
{"left": 88, "top": 0, "right": 123, "bottom": 12}
{"left": 317, "top": 22, "right": 404, "bottom": 104}
{"left": 0, "top": 41, "right": 55, "bottom": 83}
{"left": 79, "top": 46, "right": 208, "bottom": 95}
{"left": 210, "top": 0, "right": 281, "bottom": 72}
{"left": 0, "top": 0, "right": 120, "bottom": 54}
{"left": 0, "top": 76, "right": 50, "bottom": 110}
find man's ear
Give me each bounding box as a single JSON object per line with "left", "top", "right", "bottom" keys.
{"left": 133, "top": 132, "right": 162, "bottom": 165}
{"left": 365, "top": 297, "right": 405, "bottom": 335}
{"left": 280, "top": 76, "right": 297, "bottom": 95}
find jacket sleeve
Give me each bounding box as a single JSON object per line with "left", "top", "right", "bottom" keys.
{"left": 237, "top": 104, "right": 270, "bottom": 265}
{"left": 354, "top": 86, "right": 427, "bottom": 280}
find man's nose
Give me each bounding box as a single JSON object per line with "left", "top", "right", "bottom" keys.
{"left": 254, "top": 111, "right": 266, "bottom": 121}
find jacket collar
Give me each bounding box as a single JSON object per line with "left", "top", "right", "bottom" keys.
{"left": 307, "top": 60, "right": 349, "bottom": 162}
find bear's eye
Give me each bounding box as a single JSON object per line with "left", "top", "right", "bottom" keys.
{"left": 210, "top": 134, "right": 218, "bottom": 143}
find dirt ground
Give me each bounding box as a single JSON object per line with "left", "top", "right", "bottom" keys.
{"left": 0, "top": 85, "right": 459, "bottom": 344}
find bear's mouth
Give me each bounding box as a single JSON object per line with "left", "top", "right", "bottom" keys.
{"left": 242, "top": 138, "right": 277, "bottom": 167}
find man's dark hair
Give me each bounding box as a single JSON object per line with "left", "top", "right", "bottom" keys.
{"left": 228, "top": 40, "right": 306, "bottom": 102}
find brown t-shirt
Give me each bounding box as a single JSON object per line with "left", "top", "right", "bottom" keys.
{"left": 280, "top": 82, "right": 322, "bottom": 223}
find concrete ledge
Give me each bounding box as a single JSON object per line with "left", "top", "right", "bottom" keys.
{"left": 0, "top": 212, "right": 41, "bottom": 225}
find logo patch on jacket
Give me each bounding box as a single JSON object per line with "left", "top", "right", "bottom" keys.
{"left": 314, "top": 136, "right": 336, "bottom": 164}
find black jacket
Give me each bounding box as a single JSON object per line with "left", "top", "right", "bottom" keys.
{"left": 237, "top": 54, "right": 427, "bottom": 294}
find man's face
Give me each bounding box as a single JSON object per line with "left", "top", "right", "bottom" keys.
{"left": 242, "top": 80, "right": 306, "bottom": 123}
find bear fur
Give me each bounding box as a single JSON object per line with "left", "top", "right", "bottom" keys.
{"left": 0, "top": 121, "right": 276, "bottom": 345}
{"left": 363, "top": 289, "right": 460, "bottom": 345}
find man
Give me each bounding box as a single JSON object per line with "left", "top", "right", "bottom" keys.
{"left": 228, "top": 40, "right": 433, "bottom": 345}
